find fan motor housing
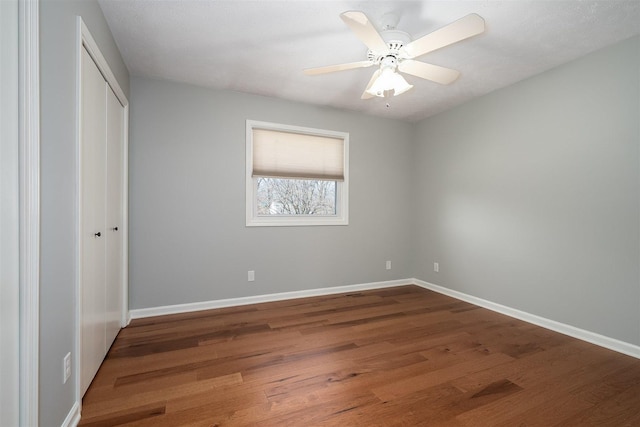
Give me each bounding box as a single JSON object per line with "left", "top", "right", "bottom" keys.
{"left": 367, "top": 29, "right": 411, "bottom": 63}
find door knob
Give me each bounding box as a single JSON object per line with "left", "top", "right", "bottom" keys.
{"left": 94, "top": 232, "right": 101, "bottom": 237}
{"left": 111, "top": 226, "right": 118, "bottom": 231}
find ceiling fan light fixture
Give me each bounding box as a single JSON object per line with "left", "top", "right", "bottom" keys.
{"left": 366, "top": 67, "right": 413, "bottom": 97}
{"left": 306, "top": 11, "right": 485, "bottom": 100}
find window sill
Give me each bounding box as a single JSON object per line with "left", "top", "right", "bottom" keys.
{"left": 246, "top": 216, "right": 348, "bottom": 227}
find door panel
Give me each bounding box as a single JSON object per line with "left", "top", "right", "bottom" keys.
{"left": 105, "top": 85, "right": 124, "bottom": 348}
{"left": 80, "top": 47, "right": 107, "bottom": 396}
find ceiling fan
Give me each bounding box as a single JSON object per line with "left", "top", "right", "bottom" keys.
{"left": 304, "top": 11, "right": 485, "bottom": 99}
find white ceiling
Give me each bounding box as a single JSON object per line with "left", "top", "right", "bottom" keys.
{"left": 98, "top": 0, "right": 640, "bottom": 122}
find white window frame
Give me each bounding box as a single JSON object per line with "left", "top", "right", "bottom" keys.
{"left": 246, "top": 120, "right": 349, "bottom": 227}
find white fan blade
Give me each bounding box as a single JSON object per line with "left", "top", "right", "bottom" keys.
{"left": 340, "top": 11, "right": 389, "bottom": 53}
{"left": 398, "top": 60, "right": 460, "bottom": 85}
{"left": 361, "top": 69, "right": 381, "bottom": 99}
{"left": 304, "top": 60, "right": 373, "bottom": 76}
{"left": 401, "top": 13, "right": 485, "bottom": 59}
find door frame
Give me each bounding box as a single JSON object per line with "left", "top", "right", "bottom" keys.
{"left": 17, "top": 0, "right": 40, "bottom": 425}
{"left": 75, "top": 16, "right": 129, "bottom": 411}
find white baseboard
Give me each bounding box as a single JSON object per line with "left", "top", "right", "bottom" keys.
{"left": 128, "top": 277, "right": 639, "bottom": 360}
{"left": 61, "top": 401, "right": 80, "bottom": 427}
{"left": 412, "top": 278, "right": 640, "bottom": 359}
{"left": 129, "top": 279, "right": 413, "bottom": 319}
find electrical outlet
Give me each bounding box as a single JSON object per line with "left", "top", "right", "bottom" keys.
{"left": 63, "top": 352, "right": 71, "bottom": 384}
{"left": 386, "top": 260, "right": 392, "bottom": 270}
{"left": 434, "top": 262, "right": 439, "bottom": 273}
{"left": 248, "top": 270, "right": 255, "bottom": 282}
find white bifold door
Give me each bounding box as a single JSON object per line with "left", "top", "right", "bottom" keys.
{"left": 80, "top": 45, "right": 125, "bottom": 396}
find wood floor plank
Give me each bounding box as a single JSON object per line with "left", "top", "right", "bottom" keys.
{"left": 555, "top": 376, "right": 640, "bottom": 426}
{"left": 372, "top": 352, "right": 515, "bottom": 401}
{"left": 79, "top": 285, "right": 640, "bottom": 426}
{"left": 81, "top": 372, "right": 242, "bottom": 419}
{"left": 453, "top": 345, "right": 636, "bottom": 426}
{"left": 78, "top": 402, "right": 166, "bottom": 427}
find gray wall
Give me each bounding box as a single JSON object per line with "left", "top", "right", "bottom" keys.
{"left": 130, "top": 37, "right": 639, "bottom": 349}
{"left": 128, "top": 77, "right": 414, "bottom": 309}
{"left": 40, "top": 0, "right": 128, "bottom": 424}
{"left": 412, "top": 36, "right": 640, "bottom": 345}
{"left": 1, "top": 1, "right": 20, "bottom": 425}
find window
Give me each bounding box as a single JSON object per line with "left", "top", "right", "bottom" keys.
{"left": 246, "top": 120, "right": 349, "bottom": 226}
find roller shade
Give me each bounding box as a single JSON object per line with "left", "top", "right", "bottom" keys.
{"left": 252, "top": 128, "right": 345, "bottom": 181}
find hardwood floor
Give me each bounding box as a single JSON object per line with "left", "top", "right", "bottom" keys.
{"left": 79, "top": 285, "right": 640, "bottom": 426}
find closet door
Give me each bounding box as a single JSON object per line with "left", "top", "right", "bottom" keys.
{"left": 80, "top": 46, "right": 107, "bottom": 396}
{"left": 105, "top": 86, "right": 124, "bottom": 347}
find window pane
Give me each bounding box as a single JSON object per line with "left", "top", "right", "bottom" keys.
{"left": 256, "top": 178, "right": 336, "bottom": 216}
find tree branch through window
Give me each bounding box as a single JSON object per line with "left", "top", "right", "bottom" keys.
{"left": 256, "top": 178, "right": 336, "bottom": 215}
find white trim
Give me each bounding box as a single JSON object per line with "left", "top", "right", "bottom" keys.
{"left": 130, "top": 279, "right": 412, "bottom": 319}
{"left": 60, "top": 401, "right": 80, "bottom": 427}
{"left": 130, "top": 276, "right": 639, "bottom": 360}
{"left": 412, "top": 279, "right": 640, "bottom": 359}
{"left": 75, "top": 15, "right": 130, "bottom": 411}
{"left": 121, "top": 102, "right": 129, "bottom": 327}
{"left": 245, "top": 120, "right": 349, "bottom": 227}
{"left": 18, "top": 0, "right": 40, "bottom": 425}
{"left": 74, "top": 15, "right": 82, "bottom": 414}
{"left": 78, "top": 19, "right": 127, "bottom": 107}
